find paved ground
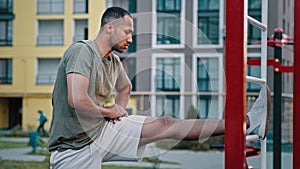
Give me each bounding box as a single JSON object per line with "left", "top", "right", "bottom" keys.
{"left": 0, "top": 137, "right": 293, "bottom": 169}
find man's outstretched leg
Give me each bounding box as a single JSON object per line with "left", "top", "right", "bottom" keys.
{"left": 139, "top": 117, "right": 225, "bottom": 146}
{"left": 139, "top": 85, "right": 270, "bottom": 146}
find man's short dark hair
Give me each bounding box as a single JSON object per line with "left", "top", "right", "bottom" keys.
{"left": 101, "top": 7, "right": 132, "bottom": 27}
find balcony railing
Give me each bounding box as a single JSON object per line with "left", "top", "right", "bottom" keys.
{"left": 73, "top": 35, "right": 85, "bottom": 42}
{"left": 37, "top": 35, "right": 64, "bottom": 46}
{"left": 73, "top": 0, "right": 88, "bottom": 14}
{"left": 36, "top": 73, "right": 56, "bottom": 85}
{"left": 0, "top": 39, "right": 12, "bottom": 46}
{"left": 37, "top": 0, "right": 64, "bottom": 14}
{"left": 0, "top": 76, "right": 12, "bottom": 84}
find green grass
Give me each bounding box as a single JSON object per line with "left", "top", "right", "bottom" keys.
{"left": 0, "top": 141, "right": 29, "bottom": 149}
{"left": 0, "top": 160, "right": 49, "bottom": 169}
{"left": 0, "top": 140, "right": 176, "bottom": 169}
{"left": 103, "top": 165, "right": 158, "bottom": 169}
{"left": 0, "top": 160, "right": 158, "bottom": 169}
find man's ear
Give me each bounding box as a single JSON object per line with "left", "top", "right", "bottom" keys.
{"left": 105, "top": 23, "right": 113, "bottom": 34}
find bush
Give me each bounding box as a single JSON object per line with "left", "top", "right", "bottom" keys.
{"left": 155, "top": 139, "right": 211, "bottom": 152}
{"left": 185, "top": 105, "right": 199, "bottom": 119}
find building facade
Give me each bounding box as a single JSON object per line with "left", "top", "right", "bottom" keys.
{"left": 106, "top": 0, "right": 294, "bottom": 143}
{"left": 0, "top": 0, "right": 294, "bottom": 143}
{"left": 0, "top": 0, "right": 105, "bottom": 131}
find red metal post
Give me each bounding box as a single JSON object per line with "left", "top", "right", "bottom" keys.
{"left": 225, "top": 0, "right": 246, "bottom": 168}
{"left": 293, "top": 0, "right": 300, "bottom": 168}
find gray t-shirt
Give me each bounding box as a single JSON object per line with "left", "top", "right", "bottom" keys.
{"left": 48, "top": 40, "right": 127, "bottom": 151}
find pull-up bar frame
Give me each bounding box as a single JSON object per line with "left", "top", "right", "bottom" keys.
{"left": 225, "top": 0, "right": 246, "bottom": 168}
{"left": 293, "top": 0, "right": 300, "bottom": 168}
{"left": 225, "top": 0, "right": 299, "bottom": 168}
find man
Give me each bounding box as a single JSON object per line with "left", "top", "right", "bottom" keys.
{"left": 37, "top": 110, "right": 47, "bottom": 136}
{"left": 49, "top": 7, "right": 270, "bottom": 169}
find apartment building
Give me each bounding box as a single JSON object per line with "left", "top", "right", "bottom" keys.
{"left": 0, "top": 0, "right": 105, "bottom": 131}
{"left": 107, "top": 0, "right": 294, "bottom": 143}
{"left": 0, "top": 0, "right": 294, "bottom": 143}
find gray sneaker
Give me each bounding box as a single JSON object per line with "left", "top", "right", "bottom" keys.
{"left": 246, "top": 85, "right": 271, "bottom": 139}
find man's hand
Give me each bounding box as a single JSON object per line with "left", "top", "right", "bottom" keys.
{"left": 103, "top": 104, "right": 128, "bottom": 123}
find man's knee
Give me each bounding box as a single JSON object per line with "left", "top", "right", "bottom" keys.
{"left": 157, "top": 116, "right": 176, "bottom": 127}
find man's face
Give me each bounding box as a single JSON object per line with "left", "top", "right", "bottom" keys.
{"left": 110, "top": 15, "right": 134, "bottom": 53}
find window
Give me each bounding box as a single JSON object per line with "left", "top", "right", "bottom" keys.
{"left": 37, "top": 0, "right": 64, "bottom": 14}
{"left": 109, "top": 0, "right": 137, "bottom": 13}
{"left": 248, "top": 0, "right": 261, "bottom": 44}
{"left": 73, "top": 19, "right": 88, "bottom": 42}
{"left": 0, "top": 0, "right": 13, "bottom": 13}
{"left": 152, "top": 54, "right": 184, "bottom": 119}
{"left": 37, "top": 20, "right": 64, "bottom": 46}
{"left": 36, "top": 58, "right": 60, "bottom": 85}
{"left": 122, "top": 57, "right": 136, "bottom": 91}
{"left": 194, "top": 54, "right": 223, "bottom": 119}
{"left": 197, "top": 0, "right": 220, "bottom": 44}
{"left": 73, "top": 0, "right": 88, "bottom": 14}
{"left": 247, "top": 57, "right": 261, "bottom": 91}
{"left": 155, "top": 58, "right": 180, "bottom": 91}
{"left": 0, "top": 20, "right": 13, "bottom": 46}
{"left": 197, "top": 95, "right": 218, "bottom": 118}
{"left": 0, "top": 59, "right": 12, "bottom": 84}
{"left": 156, "top": 0, "right": 181, "bottom": 45}
{"left": 156, "top": 95, "right": 180, "bottom": 118}
{"left": 197, "top": 57, "right": 219, "bottom": 92}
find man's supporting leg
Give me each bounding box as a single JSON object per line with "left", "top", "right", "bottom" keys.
{"left": 139, "top": 117, "right": 225, "bottom": 146}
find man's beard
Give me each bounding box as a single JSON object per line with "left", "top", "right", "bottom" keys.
{"left": 112, "top": 45, "right": 124, "bottom": 53}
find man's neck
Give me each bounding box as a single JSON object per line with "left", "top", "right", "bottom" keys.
{"left": 94, "top": 33, "right": 112, "bottom": 59}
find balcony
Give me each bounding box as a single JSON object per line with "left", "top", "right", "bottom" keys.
{"left": 37, "top": 0, "right": 64, "bottom": 14}
{"left": 37, "top": 35, "right": 64, "bottom": 46}
{"left": 0, "top": 76, "right": 12, "bottom": 84}
{"left": 0, "top": 38, "right": 12, "bottom": 46}
{"left": 73, "top": 0, "right": 88, "bottom": 14}
{"left": 36, "top": 73, "right": 56, "bottom": 85}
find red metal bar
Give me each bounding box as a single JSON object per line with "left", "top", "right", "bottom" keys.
{"left": 225, "top": 0, "right": 246, "bottom": 168}
{"left": 293, "top": 0, "right": 300, "bottom": 168}
{"left": 245, "top": 146, "right": 261, "bottom": 157}
{"left": 247, "top": 58, "right": 294, "bottom": 73}
{"left": 251, "top": 36, "right": 294, "bottom": 46}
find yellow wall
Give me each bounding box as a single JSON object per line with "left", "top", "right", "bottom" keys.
{"left": 0, "top": 0, "right": 106, "bottom": 131}
{"left": 128, "top": 96, "right": 138, "bottom": 115}
{"left": 22, "top": 96, "right": 52, "bottom": 131}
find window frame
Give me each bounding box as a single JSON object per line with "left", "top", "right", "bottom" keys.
{"left": 36, "top": 0, "right": 64, "bottom": 15}
{"left": 192, "top": 0, "right": 224, "bottom": 49}
{"left": 0, "top": 58, "right": 13, "bottom": 85}
{"left": 151, "top": 53, "right": 185, "bottom": 119}
{"left": 36, "top": 19, "right": 64, "bottom": 46}
{"left": 192, "top": 53, "right": 224, "bottom": 119}
{"left": 35, "top": 58, "right": 60, "bottom": 85}
{"left": 152, "top": 0, "right": 186, "bottom": 48}
{"left": 0, "top": 20, "right": 13, "bottom": 46}
{"left": 247, "top": 53, "right": 262, "bottom": 92}
{"left": 73, "top": 0, "right": 89, "bottom": 14}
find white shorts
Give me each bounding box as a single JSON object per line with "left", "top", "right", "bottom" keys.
{"left": 50, "top": 115, "right": 147, "bottom": 169}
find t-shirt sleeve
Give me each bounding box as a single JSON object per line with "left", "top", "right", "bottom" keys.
{"left": 64, "top": 43, "right": 93, "bottom": 78}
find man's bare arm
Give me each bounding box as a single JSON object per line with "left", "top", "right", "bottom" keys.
{"left": 114, "top": 77, "right": 132, "bottom": 109}
{"left": 67, "top": 73, "right": 126, "bottom": 119}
